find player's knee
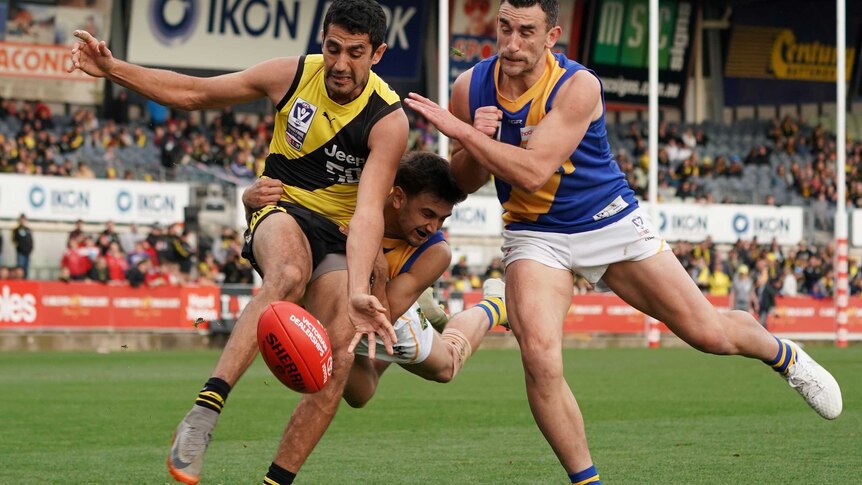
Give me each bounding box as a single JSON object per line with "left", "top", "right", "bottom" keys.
{"left": 430, "top": 367, "right": 455, "bottom": 384}
{"left": 343, "top": 390, "right": 373, "bottom": 408}
{"left": 521, "top": 352, "right": 564, "bottom": 387}
{"left": 262, "top": 265, "right": 308, "bottom": 301}
{"left": 686, "top": 326, "right": 734, "bottom": 355}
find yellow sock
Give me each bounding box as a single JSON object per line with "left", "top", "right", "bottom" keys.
{"left": 476, "top": 297, "right": 506, "bottom": 329}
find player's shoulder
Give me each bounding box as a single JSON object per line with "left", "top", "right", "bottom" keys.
{"left": 368, "top": 70, "right": 402, "bottom": 105}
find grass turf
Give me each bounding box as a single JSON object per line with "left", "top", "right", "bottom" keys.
{"left": 0, "top": 345, "right": 858, "bottom": 484}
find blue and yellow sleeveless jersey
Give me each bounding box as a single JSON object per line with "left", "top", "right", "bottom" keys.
{"left": 382, "top": 231, "right": 446, "bottom": 280}
{"left": 468, "top": 50, "right": 637, "bottom": 234}
{"left": 264, "top": 54, "right": 402, "bottom": 227}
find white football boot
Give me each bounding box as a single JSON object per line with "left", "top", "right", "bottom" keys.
{"left": 780, "top": 339, "right": 842, "bottom": 420}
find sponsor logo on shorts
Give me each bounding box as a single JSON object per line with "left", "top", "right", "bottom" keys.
{"left": 286, "top": 98, "right": 317, "bottom": 150}
{"left": 592, "top": 195, "right": 629, "bottom": 221}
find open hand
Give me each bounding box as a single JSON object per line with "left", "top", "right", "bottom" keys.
{"left": 403, "top": 92, "right": 469, "bottom": 140}
{"left": 68, "top": 30, "right": 114, "bottom": 78}
{"left": 346, "top": 293, "right": 396, "bottom": 360}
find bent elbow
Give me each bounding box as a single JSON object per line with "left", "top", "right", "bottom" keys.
{"left": 520, "top": 172, "right": 551, "bottom": 193}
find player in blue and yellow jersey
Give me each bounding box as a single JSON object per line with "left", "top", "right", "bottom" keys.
{"left": 71, "top": 2, "right": 408, "bottom": 484}
{"left": 405, "top": 1, "right": 842, "bottom": 483}
{"left": 244, "top": 151, "right": 509, "bottom": 410}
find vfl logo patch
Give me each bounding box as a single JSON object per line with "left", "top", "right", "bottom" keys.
{"left": 286, "top": 97, "right": 317, "bottom": 150}
{"left": 631, "top": 215, "right": 651, "bottom": 237}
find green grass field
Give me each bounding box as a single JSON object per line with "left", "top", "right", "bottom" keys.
{"left": 0, "top": 345, "right": 858, "bottom": 484}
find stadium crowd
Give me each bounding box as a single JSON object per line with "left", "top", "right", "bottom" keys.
{"left": 1, "top": 97, "right": 861, "bottom": 304}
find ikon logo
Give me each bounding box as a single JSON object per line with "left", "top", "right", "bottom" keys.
{"left": 0, "top": 285, "right": 37, "bottom": 323}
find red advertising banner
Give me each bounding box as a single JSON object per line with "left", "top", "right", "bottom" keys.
{"left": 462, "top": 291, "right": 857, "bottom": 336}
{"left": 0, "top": 281, "right": 218, "bottom": 331}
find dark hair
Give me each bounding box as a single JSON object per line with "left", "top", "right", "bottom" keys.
{"left": 500, "top": 0, "right": 559, "bottom": 29}
{"left": 323, "top": 0, "right": 388, "bottom": 51}
{"left": 395, "top": 151, "right": 467, "bottom": 206}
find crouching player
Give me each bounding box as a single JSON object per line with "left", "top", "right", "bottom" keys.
{"left": 244, "top": 151, "right": 507, "bottom": 408}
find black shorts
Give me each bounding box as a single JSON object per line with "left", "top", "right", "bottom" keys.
{"left": 241, "top": 201, "right": 347, "bottom": 277}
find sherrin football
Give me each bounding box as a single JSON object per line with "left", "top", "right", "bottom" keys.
{"left": 258, "top": 301, "right": 333, "bottom": 393}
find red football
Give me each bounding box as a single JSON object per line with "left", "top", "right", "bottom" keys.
{"left": 257, "top": 301, "right": 333, "bottom": 393}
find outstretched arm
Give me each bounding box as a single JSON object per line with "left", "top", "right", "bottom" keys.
{"left": 68, "top": 30, "right": 297, "bottom": 110}
{"left": 405, "top": 70, "right": 602, "bottom": 193}
{"left": 346, "top": 108, "right": 409, "bottom": 358}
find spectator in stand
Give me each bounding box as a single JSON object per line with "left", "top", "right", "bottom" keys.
{"left": 78, "top": 235, "right": 100, "bottom": 262}
{"left": 758, "top": 277, "right": 782, "bottom": 329}
{"left": 61, "top": 237, "right": 91, "bottom": 281}
{"left": 729, "top": 265, "right": 757, "bottom": 315}
{"left": 104, "top": 241, "right": 128, "bottom": 283}
{"left": 221, "top": 249, "right": 253, "bottom": 284}
{"left": 485, "top": 257, "right": 504, "bottom": 279}
{"left": 68, "top": 219, "right": 86, "bottom": 243}
{"left": 88, "top": 255, "right": 110, "bottom": 283}
{"left": 450, "top": 255, "right": 469, "bottom": 279}
{"left": 119, "top": 222, "right": 145, "bottom": 253}
{"left": 744, "top": 145, "right": 770, "bottom": 166}
{"left": 170, "top": 228, "right": 195, "bottom": 283}
{"left": 781, "top": 266, "right": 798, "bottom": 297}
{"left": 12, "top": 213, "right": 33, "bottom": 279}
{"left": 197, "top": 251, "right": 221, "bottom": 286}
{"left": 99, "top": 220, "right": 120, "bottom": 249}
{"left": 0, "top": 267, "right": 9, "bottom": 280}
{"left": 107, "top": 90, "right": 130, "bottom": 124}
{"left": 126, "top": 257, "right": 150, "bottom": 288}
{"left": 127, "top": 241, "right": 151, "bottom": 267}
{"left": 801, "top": 254, "right": 825, "bottom": 294}
{"left": 146, "top": 224, "right": 169, "bottom": 265}
{"left": 706, "top": 260, "right": 732, "bottom": 297}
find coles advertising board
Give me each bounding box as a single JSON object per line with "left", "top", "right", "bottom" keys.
{"left": 641, "top": 202, "right": 804, "bottom": 245}
{"left": 0, "top": 174, "right": 189, "bottom": 225}
{"left": 128, "top": 0, "right": 426, "bottom": 79}
{"left": 0, "top": 0, "right": 111, "bottom": 104}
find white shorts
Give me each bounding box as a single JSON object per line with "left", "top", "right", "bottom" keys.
{"left": 354, "top": 302, "right": 435, "bottom": 364}
{"left": 501, "top": 207, "right": 669, "bottom": 284}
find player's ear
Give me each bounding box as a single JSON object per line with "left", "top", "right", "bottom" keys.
{"left": 391, "top": 186, "right": 406, "bottom": 208}
{"left": 545, "top": 25, "right": 562, "bottom": 49}
{"left": 371, "top": 43, "right": 387, "bottom": 65}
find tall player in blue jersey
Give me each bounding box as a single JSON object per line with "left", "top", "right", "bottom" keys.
{"left": 405, "top": 1, "right": 843, "bottom": 483}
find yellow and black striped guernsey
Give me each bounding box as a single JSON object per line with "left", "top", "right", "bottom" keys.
{"left": 264, "top": 54, "right": 402, "bottom": 226}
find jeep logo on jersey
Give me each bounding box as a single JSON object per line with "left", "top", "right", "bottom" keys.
{"left": 286, "top": 98, "right": 317, "bottom": 150}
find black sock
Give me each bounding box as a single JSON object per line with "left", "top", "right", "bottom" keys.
{"left": 263, "top": 463, "right": 296, "bottom": 485}
{"left": 195, "top": 377, "right": 231, "bottom": 413}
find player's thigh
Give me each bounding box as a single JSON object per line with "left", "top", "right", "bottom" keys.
{"left": 602, "top": 250, "right": 721, "bottom": 340}
{"left": 303, "top": 270, "right": 352, "bottom": 348}
{"left": 253, "top": 211, "right": 313, "bottom": 291}
{"left": 505, "top": 259, "right": 574, "bottom": 357}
